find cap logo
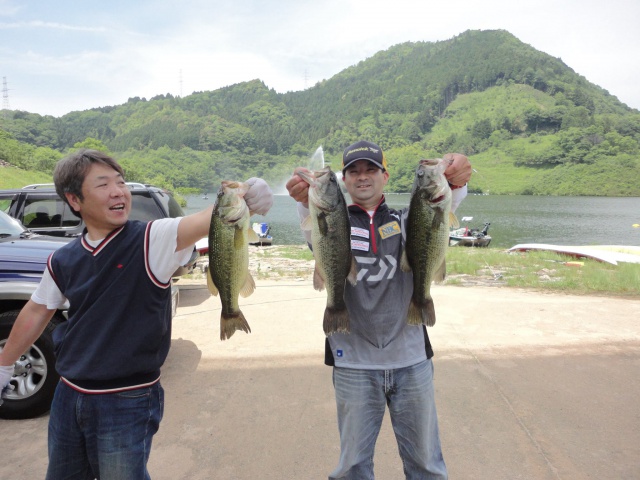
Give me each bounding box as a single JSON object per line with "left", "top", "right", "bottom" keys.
{"left": 346, "top": 146, "right": 379, "bottom": 156}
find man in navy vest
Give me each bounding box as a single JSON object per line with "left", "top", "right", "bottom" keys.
{"left": 0, "top": 149, "right": 272, "bottom": 479}
{"left": 286, "top": 141, "right": 471, "bottom": 479}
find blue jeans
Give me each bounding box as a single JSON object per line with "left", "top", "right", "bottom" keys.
{"left": 46, "top": 381, "right": 164, "bottom": 480}
{"left": 330, "top": 359, "right": 447, "bottom": 480}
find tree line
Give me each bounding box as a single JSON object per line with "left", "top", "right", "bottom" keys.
{"left": 1, "top": 29, "right": 639, "bottom": 196}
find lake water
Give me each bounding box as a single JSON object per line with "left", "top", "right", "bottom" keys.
{"left": 184, "top": 194, "right": 640, "bottom": 248}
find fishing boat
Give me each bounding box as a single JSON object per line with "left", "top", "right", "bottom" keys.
{"left": 449, "top": 218, "right": 492, "bottom": 247}
{"left": 250, "top": 222, "right": 273, "bottom": 246}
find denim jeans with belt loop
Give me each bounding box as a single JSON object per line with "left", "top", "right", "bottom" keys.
{"left": 329, "top": 359, "right": 447, "bottom": 480}
{"left": 46, "top": 380, "right": 164, "bottom": 480}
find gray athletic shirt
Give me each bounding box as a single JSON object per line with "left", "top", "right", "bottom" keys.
{"left": 299, "top": 198, "right": 432, "bottom": 370}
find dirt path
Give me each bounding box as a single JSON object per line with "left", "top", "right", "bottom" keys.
{"left": 2, "top": 271, "right": 639, "bottom": 479}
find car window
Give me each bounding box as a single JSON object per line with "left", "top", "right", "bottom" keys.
{"left": 0, "top": 194, "right": 16, "bottom": 213}
{"left": 22, "top": 197, "right": 81, "bottom": 229}
{"left": 130, "top": 193, "right": 164, "bottom": 222}
{"left": 165, "top": 193, "right": 185, "bottom": 218}
{"left": 60, "top": 204, "right": 81, "bottom": 227}
{"left": 145, "top": 190, "right": 185, "bottom": 219}
{"left": 23, "top": 198, "right": 58, "bottom": 228}
{"left": 25, "top": 198, "right": 79, "bottom": 227}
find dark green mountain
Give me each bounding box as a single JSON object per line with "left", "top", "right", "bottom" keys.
{"left": 1, "top": 29, "right": 639, "bottom": 196}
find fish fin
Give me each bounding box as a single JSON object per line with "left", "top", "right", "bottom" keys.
{"left": 239, "top": 272, "right": 256, "bottom": 298}
{"left": 347, "top": 256, "right": 358, "bottom": 286}
{"left": 434, "top": 258, "right": 446, "bottom": 283}
{"left": 301, "top": 215, "right": 313, "bottom": 231}
{"left": 432, "top": 207, "right": 446, "bottom": 228}
{"left": 247, "top": 228, "right": 260, "bottom": 244}
{"left": 425, "top": 298, "right": 436, "bottom": 327}
{"left": 406, "top": 298, "right": 436, "bottom": 327}
{"left": 207, "top": 270, "right": 219, "bottom": 296}
{"left": 400, "top": 249, "right": 412, "bottom": 272}
{"left": 219, "top": 310, "right": 251, "bottom": 341}
{"left": 313, "top": 265, "right": 325, "bottom": 291}
{"left": 406, "top": 300, "right": 423, "bottom": 326}
{"left": 449, "top": 212, "right": 459, "bottom": 229}
{"left": 323, "top": 306, "right": 350, "bottom": 336}
{"left": 317, "top": 212, "right": 329, "bottom": 237}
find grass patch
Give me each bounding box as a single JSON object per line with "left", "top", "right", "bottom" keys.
{"left": 445, "top": 247, "right": 640, "bottom": 297}
{"left": 0, "top": 167, "right": 52, "bottom": 189}
{"left": 255, "top": 245, "right": 314, "bottom": 261}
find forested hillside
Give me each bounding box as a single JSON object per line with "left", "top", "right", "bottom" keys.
{"left": 1, "top": 29, "right": 639, "bottom": 196}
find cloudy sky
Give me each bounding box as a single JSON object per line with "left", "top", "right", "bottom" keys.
{"left": 1, "top": 0, "right": 639, "bottom": 117}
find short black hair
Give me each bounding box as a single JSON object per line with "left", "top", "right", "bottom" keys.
{"left": 53, "top": 149, "right": 125, "bottom": 218}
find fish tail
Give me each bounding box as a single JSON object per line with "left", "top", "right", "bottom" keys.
{"left": 406, "top": 299, "right": 424, "bottom": 326}
{"left": 425, "top": 298, "right": 436, "bottom": 327}
{"left": 407, "top": 298, "right": 437, "bottom": 327}
{"left": 323, "top": 306, "right": 350, "bottom": 336}
{"left": 219, "top": 310, "right": 252, "bottom": 341}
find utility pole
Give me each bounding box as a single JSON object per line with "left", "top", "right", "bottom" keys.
{"left": 179, "top": 69, "right": 183, "bottom": 98}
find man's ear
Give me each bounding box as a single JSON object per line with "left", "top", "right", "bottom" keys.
{"left": 65, "top": 192, "right": 82, "bottom": 214}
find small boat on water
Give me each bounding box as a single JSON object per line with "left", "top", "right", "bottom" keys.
{"left": 250, "top": 222, "right": 273, "bottom": 246}
{"left": 449, "top": 218, "right": 492, "bottom": 247}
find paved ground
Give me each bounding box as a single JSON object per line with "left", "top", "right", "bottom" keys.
{"left": 2, "top": 280, "right": 639, "bottom": 479}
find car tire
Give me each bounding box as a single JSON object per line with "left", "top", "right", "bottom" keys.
{"left": 0, "top": 311, "right": 61, "bottom": 420}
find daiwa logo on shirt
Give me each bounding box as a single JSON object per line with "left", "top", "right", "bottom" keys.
{"left": 336, "top": 349, "right": 343, "bottom": 357}
{"left": 355, "top": 255, "right": 398, "bottom": 282}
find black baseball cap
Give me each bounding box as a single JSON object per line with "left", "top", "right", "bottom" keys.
{"left": 342, "top": 140, "right": 387, "bottom": 173}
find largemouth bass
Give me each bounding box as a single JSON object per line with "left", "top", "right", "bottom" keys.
{"left": 207, "top": 180, "right": 260, "bottom": 340}
{"left": 400, "top": 159, "right": 459, "bottom": 327}
{"left": 298, "top": 166, "right": 357, "bottom": 335}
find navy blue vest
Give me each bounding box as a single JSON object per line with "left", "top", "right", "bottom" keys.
{"left": 48, "top": 221, "right": 172, "bottom": 391}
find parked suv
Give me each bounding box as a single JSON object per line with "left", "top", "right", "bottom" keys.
{"left": 0, "top": 211, "right": 70, "bottom": 419}
{"left": 0, "top": 182, "right": 198, "bottom": 278}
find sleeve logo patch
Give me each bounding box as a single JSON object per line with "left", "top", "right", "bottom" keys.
{"left": 378, "top": 221, "right": 401, "bottom": 239}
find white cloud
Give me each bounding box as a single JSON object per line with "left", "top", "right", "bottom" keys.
{"left": 0, "top": 21, "right": 107, "bottom": 32}
{"left": 2, "top": 0, "right": 639, "bottom": 116}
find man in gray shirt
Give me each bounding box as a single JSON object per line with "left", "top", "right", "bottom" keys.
{"left": 286, "top": 141, "right": 471, "bottom": 479}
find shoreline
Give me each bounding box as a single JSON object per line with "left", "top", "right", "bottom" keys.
{"left": 188, "top": 244, "right": 640, "bottom": 298}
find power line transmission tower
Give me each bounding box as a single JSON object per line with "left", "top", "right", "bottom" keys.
{"left": 2, "top": 77, "right": 10, "bottom": 114}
